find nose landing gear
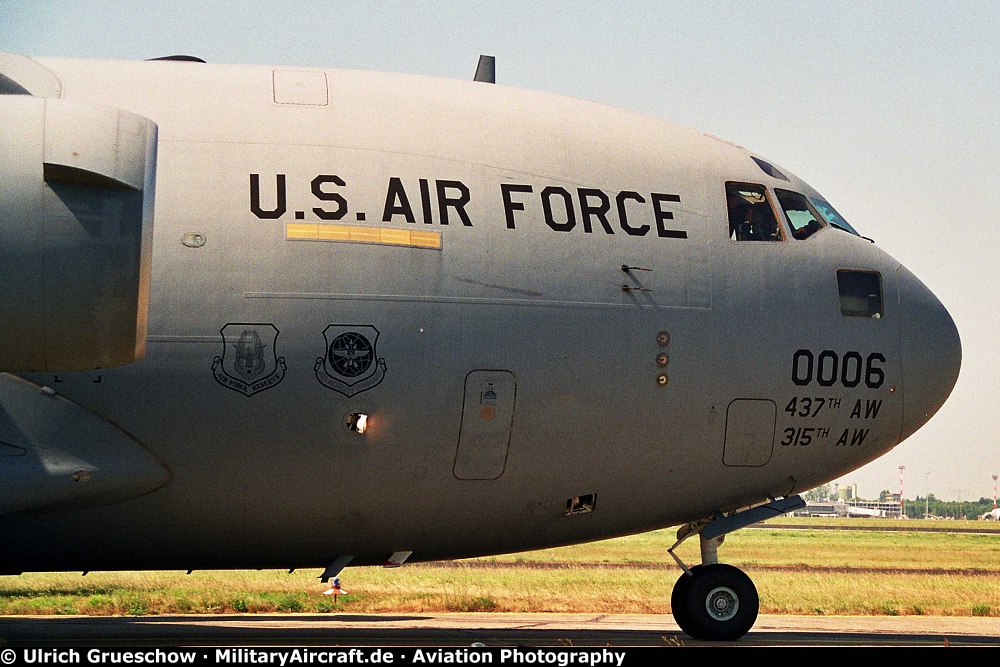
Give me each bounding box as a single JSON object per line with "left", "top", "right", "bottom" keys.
{"left": 667, "top": 495, "right": 804, "bottom": 641}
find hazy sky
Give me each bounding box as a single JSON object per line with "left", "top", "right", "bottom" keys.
{"left": 2, "top": 1, "right": 997, "bottom": 502}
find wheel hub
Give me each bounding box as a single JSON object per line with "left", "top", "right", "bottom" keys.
{"left": 705, "top": 586, "right": 739, "bottom": 621}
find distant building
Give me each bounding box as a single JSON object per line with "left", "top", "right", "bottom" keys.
{"left": 849, "top": 500, "right": 901, "bottom": 518}
{"left": 795, "top": 500, "right": 900, "bottom": 518}
{"left": 835, "top": 484, "right": 858, "bottom": 501}
{"left": 796, "top": 502, "right": 847, "bottom": 517}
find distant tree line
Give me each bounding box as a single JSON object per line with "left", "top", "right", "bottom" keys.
{"left": 895, "top": 494, "right": 996, "bottom": 520}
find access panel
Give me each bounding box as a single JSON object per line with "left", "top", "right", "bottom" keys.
{"left": 723, "top": 399, "right": 776, "bottom": 467}
{"left": 453, "top": 370, "right": 517, "bottom": 480}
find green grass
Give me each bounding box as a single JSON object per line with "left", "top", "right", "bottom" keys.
{"left": 1, "top": 519, "right": 997, "bottom": 617}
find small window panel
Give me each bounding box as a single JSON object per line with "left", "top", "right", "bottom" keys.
{"left": 751, "top": 156, "right": 790, "bottom": 181}
{"left": 837, "top": 270, "right": 883, "bottom": 318}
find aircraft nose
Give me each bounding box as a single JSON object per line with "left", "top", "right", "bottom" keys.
{"left": 896, "top": 265, "right": 962, "bottom": 442}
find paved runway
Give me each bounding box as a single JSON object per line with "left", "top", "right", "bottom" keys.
{"left": 1, "top": 613, "right": 998, "bottom": 647}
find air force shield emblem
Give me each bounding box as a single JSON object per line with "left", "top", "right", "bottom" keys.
{"left": 212, "top": 323, "right": 286, "bottom": 396}
{"left": 314, "top": 325, "right": 387, "bottom": 396}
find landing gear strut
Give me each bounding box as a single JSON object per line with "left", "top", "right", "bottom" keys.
{"left": 667, "top": 496, "right": 804, "bottom": 641}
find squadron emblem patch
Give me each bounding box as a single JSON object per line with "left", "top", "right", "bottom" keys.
{"left": 212, "top": 323, "right": 286, "bottom": 396}
{"left": 315, "top": 325, "right": 387, "bottom": 396}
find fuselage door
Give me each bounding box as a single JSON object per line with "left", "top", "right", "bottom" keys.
{"left": 723, "top": 399, "right": 776, "bottom": 467}
{"left": 453, "top": 370, "right": 517, "bottom": 480}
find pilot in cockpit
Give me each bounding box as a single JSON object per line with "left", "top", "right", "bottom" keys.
{"left": 727, "top": 188, "right": 752, "bottom": 240}
{"left": 727, "top": 184, "right": 781, "bottom": 241}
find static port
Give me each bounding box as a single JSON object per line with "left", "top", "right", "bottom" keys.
{"left": 181, "top": 232, "right": 206, "bottom": 248}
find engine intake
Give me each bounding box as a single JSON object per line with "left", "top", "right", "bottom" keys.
{"left": 0, "top": 94, "right": 157, "bottom": 371}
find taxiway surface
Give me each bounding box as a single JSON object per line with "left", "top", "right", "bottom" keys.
{"left": 1, "top": 613, "right": 998, "bottom": 647}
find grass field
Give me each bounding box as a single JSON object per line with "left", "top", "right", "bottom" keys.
{"left": 2, "top": 518, "right": 998, "bottom": 617}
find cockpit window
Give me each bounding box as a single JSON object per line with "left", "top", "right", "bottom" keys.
{"left": 775, "top": 189, "right": 826, "bottom": 240}
{"left": 810, "top": 197, "right": 860, "bottom": 236}
{"left": 726, "top": 183, "right": 783, "bottom": 241}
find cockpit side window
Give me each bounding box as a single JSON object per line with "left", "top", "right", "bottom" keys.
{"left": 775, "top": 189, "right": 827, "bottom": 240}
{"left": 837, "top": 270, "right": 883, "bottom": 318}
{"left": 726, "top": 183, "right": 783, "bottom": 242}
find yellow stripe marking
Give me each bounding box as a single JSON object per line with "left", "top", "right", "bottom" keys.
{"left": 286, "top": 223, "right": 442, "bottom": 250}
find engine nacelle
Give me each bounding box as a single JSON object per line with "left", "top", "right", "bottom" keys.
{"left": 0, "top": 94, "right": 157, "bottom": 371}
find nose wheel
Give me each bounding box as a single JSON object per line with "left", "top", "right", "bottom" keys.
{"left": 667, "top": 497, "right": 803, "bottom": 640}
{"left": 671, "top": 563, "right": 758, "bottom": 640}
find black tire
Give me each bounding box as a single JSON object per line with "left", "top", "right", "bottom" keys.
{"left": 670, "top": 565, "right": 700, "bottom": 636}
{"left": 680, "top": 563, "right": 758, "bottom": 641}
